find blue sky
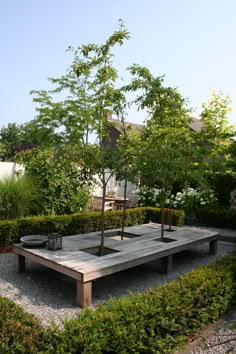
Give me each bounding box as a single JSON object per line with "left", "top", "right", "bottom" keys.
{"left": 1, "top": 0, "right": 236, "bottom": 127}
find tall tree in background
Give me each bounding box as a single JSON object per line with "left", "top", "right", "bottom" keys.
{"left": 198, "top": 91, "right": 236, "bottom": 194}
{"left": 0, "top": 143, "right": 6, "bottom": 160}
{"left": 0, "top": 123, "right": 23, "bottom": 160}
{"left": 0, "top": 120, "right": 56, "bottom": 160}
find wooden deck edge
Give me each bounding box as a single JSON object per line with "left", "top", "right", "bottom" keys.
{"left": 12, "top": 245, "right": 82, "bottom": 281}
{"left": 83, "top": 234, "right": 219, "bottom": 282}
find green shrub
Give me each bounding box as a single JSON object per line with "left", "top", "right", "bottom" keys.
{"left": 197, "top": 206, "right": 236, "bottom": 229}
{"left": 214, "top": 173, "right": 236, "bottom": 207}
{"left": 56, "top": 259, "right": 234, "bottom": 354}
{"left": 0, "top": 297, "right": 47, "bottom": 353}
{"left": 16, "top": 148, "right": 93, "bottom": 215}
{"left": 0, "top": 207, "right": 184, "bottom": 247}
{"left": 0, "top": 220, "right": 19, "bottom": 247}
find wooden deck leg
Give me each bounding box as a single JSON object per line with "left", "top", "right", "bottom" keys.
{"left": 15, "top": 254, "right": 25, "bottom": 273}
{"left": 160, "top": 255, "right": 173, "bottom": 274}
{"left": 76, "top": 280, "right": 92, "bottom": 307}
{"left": 209, "top": 240, "right": 218, "bottom": 255}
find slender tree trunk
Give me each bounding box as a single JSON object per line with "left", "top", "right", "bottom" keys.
{"left": 161, "top": 206, "right": 165, "bottom": 240}
{"left": 168, "top": 193, "right": 172, "bottom": 231}
{"left": 100, "top": 171, "right": 106, "bottom": 256}
{"left": 121, "top": 175, "right": 127, "bottom": 240}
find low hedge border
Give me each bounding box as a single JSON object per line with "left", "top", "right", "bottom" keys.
{"left": 0, "top": 207, "right": 184, "bottom": 247}
{"left": 1, "top": 247, "right": 236, "bottom": 353}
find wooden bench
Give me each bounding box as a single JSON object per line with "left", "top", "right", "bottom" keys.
{"left": 13, "top": 224, "right": 219, "bottom": 307}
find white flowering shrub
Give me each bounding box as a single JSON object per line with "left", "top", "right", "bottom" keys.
{"left": 135, "top": 186, "right": 217, "bottom": 216}
{"left": 173, "top": 187, "right": 217, "bottom": 216}
{"left": 134, "top": 186, "right": 172, "bottom": 208}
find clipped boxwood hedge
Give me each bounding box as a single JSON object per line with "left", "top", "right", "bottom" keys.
{"left": 0, "top": 297, "right": 49, "bottom": 353}
{"left": 0, "top": 207, "right": 184, "bottom": 247}
{"left": 1, "top": 247, "right": 236, "bottom": 353}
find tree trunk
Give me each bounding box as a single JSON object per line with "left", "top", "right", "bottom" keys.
{"left": 100, "top": 172, "right": 106, "bottom": 256}
{"left": 168, "top": 194, "right": 173, "bottom": 231}
{"left": 161, "top": 206, "right": 165, "bottom": 240}
{"left": 121, "top": 175, "right": 128, "bottom": 240}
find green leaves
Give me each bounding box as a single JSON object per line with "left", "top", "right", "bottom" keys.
{"left": 15, "top": 147, "right": 91, "bottom": 215}
{"left": 197, "top": 90, "right": 236, "bottom": 193}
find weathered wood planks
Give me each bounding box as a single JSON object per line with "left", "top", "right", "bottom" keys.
{"left": 13, "top": 223, "right": 219, "bottom": 307}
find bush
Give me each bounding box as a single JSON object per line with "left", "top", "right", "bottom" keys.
{"left": 196, "top": 206, "right": 236, "bottom": 229}
{"left": 173, "top": 187, "right": 217, "bottom": 217}
{"left": 214, "top": 173, "right": 236, "bottom": 207}
{"left": 16, "top": 148, "right": 93, "bottom": 215}
{"left": 56, "top": 259, "right": 234, "bottom": 354}
{"left": 0, "top": 297, "right": 47, "bottom": 353}
{"left": 136, "top": 185, "right": 217, "bottom": 217}
{"left": 0, "top": 207, "right": 184, "bottom": 247}
{"left": 1, "top": 248, "right": 235, "bottom": 353}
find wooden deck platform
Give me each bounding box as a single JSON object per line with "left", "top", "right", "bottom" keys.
{"left": 12, "top": 223, "right": 219, "bottom": 307}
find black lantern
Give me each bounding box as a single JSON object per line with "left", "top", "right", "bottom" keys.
{"left": 48, "top": 233, "right": 62, "bottom": 250}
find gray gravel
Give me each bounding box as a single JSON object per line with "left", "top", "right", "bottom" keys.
{"left": 1, "top": 225, "right": 236, "bottom": 352}
{"left": 177, "top": 307, "right": 236, "bottom": 354}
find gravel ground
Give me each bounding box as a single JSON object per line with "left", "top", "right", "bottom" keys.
{"left": 1, "top": 226, "right": 236, "bottom": 352}
{"left": 176, "top": 307, "right": 236, "bottom": 354}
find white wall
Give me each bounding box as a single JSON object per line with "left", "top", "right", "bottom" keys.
{"left": 92, "top": 171, "right": 137, "bottom": 197}
{"left": 0, "top": 162, "right": 24, "bottom": 179}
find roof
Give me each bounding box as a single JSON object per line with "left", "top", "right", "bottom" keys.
{"left": 107, "top": 117, "right": 142, "bottom": 132}
{"left": 107, "top": 116, "right": 203, "bottom": 133}
{"left": 189, "top": 117, "right": 203, "bottom": 132}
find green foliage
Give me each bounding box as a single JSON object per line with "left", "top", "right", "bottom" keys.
{"left": 0, "top": 142, "right": 6, "bottom": 159}
{"left": 1, "top": 248, "right": 235, "bottom": 353}
{"left": 16, "top": 148, "right": 91, "bottom": 215}
{"left": 0, "top": 297, "right": 48, "bottom": 353}
{"left": 0, "top": 220, "right": 18, "bottom": 247}
{"left": 0, "top": 123, "right": 23, "bottom": 161}
{"left": 29, "top": 20, "right": 130, "bottom": 254}
{"left": 123, "top": 64, "right": 196, "bottom": 238}
{"left": 173, "top": 187, "right": 217, "bottom": 216}
{"left": 0, "top": 207, "right": 183, "bottom": 247}
{"left": 198, "top": 91, "right": 236, "bottom": 187}
{"left": 136, "top": 185, "right": 218, "bottom": 218}
{"left": 0, "top": 176, "right": 42, "bottom": 220}
{"left": 0, "top": 121, "right": 48, "bottom": 160}
{"left": 214, "top": 173, "right": 236, "bottom": 207}
{"left": 69, "top": 186, "right": 92, "bottom": 213}
{"left": 124, "top": 64, "right": 191, "bottom": 129}
{"left": 196, "top": 206, "right": 236, "bottom": 229}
